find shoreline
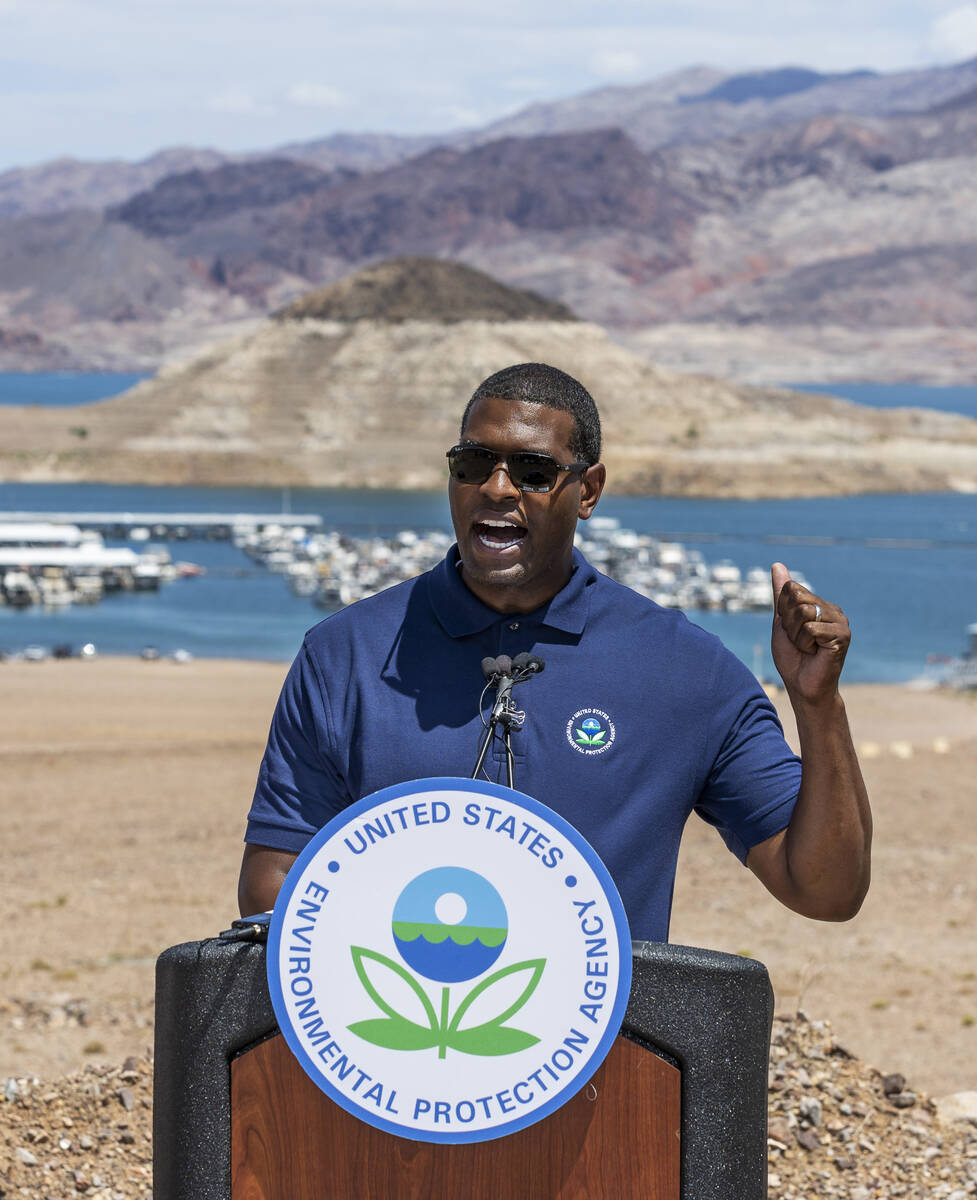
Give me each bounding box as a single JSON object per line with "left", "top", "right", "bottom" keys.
{"left": 0, "top": 644, "right": 957, "bottom": 691}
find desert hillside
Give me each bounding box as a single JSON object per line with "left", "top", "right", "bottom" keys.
{"left": 1, "top": 259, "right": 975, "bottom": 497}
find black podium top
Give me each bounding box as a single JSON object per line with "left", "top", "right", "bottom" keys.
{"left": 154, "top": 937, "right": 772, "bottom": 1199}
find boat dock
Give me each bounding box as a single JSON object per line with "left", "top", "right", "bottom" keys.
{"left": 0, "top": 512, "right": 323, "bottom": 539}
{"left": 0, "top": 520, "right": 178, "bottom": 610}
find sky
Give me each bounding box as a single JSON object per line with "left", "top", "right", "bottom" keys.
{"left": 2, "top": 0, "right": 977, "bottom": 171}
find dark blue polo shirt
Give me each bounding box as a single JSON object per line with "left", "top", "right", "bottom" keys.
{"left": 246, "top": 547, "right": 800, "bottom": 941}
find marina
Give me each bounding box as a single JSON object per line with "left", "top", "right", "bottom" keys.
{"left": 1, "top": 481, "right": 975, "bottom": 682}
{"left": 0, "top": 511, "right": 781, "bottom": 616}
{"left": 237, "top": 516, "right": 782, "bottom": 612}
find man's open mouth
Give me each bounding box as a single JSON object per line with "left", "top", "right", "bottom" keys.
{"left": 473, "top": 519, "right": 527, "bottom": 551}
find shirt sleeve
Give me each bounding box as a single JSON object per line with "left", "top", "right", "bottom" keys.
{"left": 694, "top": 650, "right": 802, "bottom": 863}
{"left": 245, "top": 640, "right": 349, "bottom": 852}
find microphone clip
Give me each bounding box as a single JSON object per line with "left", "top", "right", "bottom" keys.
{"left": 472, "top": 652, "right": 546, "bottom": 786}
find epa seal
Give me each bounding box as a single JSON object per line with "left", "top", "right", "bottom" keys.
{"left": 267, "top": 777, "right": 631, "bottom": 1143}
{"left": 566, "top": 708, "right": 616, "bottom": 756}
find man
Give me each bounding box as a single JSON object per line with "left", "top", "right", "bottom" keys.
{"left": 240, "top": 363, "right": 871, "bottom": 940}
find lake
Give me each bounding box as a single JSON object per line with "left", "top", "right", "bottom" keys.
{"left": 1, "top": 375, "right": 974, "bottom": 681}
{"left": 787, "top": 382, "right": 977, "bottom": 420}
{"left": 0, "top": 371, "right": 151, "bottom": 406}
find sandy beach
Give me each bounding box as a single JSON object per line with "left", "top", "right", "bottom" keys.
{"left": 1, "top": 656, "right": 975, "bottom": 1102}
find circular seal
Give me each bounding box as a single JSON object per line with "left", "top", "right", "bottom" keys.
{"left": 566, "top": 708, "right": 616, "bottom": 756}
{"left": 267, "top": 777, "right": 631, "bottom": 1144}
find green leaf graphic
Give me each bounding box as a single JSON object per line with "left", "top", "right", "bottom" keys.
{"left": 348, "top": 949, "right": 546, "bottom": 1059}
{"left": 575, "top": 729, "right": 592, "bottom": 744}
{"left": 350, "top": 946, "right": 439, "bottom": 1030}
{"left": 448, "top": 1024, "right": 541, "bottom": 1056}
{"left": 590, "top": 730, "right": 606, "bottom": 744}
{"left": 449, "top": 958, "right": 546, "bottom": 1035}
{"left": 348, "top": 1016, "right": 441, "bottom": 1051}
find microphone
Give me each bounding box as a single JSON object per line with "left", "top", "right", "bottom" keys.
{"left": 481, "top": 654, "right": 512, "bottom": 680}
{"left": 472, "top": 651, "right": 546, "bottom": 785}
{"left": 481, "top": 653, "right": 545, "bottom": 682}
{"left": 480, "top": 652, "right": 546, "bottom": 725}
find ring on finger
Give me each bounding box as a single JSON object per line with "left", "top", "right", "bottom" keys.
{"left": 813, "top": 604, "right": 822, "bottom": 621}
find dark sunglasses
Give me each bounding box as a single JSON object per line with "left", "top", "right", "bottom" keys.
{"left": 446, "top": 443, "right": 590, "bottom": 493}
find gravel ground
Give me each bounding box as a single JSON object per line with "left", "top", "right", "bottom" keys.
{"left": 1, "top": 1055, "right": 152, "bottom": 1199}
{"left": 766, "top": 1013, "right": 977, "bottom": 1199}
{"left": 2, "top": 1015, "right": 975, "bottom": 1198}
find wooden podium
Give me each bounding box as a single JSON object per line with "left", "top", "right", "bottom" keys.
{"left": 155, "top": 938, "right": 772, "bottom": 1199}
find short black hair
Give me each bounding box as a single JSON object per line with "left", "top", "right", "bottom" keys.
{"left": 461, "top": 363, "right": 602, "bottom": 464}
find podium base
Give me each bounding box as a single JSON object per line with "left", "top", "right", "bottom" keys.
{"left": 231, "top": 1032, "right": 681, "bottom": 1199}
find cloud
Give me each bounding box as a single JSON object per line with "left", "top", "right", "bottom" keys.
{"left": 590, "top": 49, "right": 643, "bottom": 80}
{"left": 928, "top": 4, "right": 977, "bottom": 60}
{"left": 501, "top": 75, "right": 550, "bottom": 94}
{"left": 286, "top": 82, "right": 348, "bottom": 109}
{"left": 431, "top": 104, "right": 484, "bottom": 127}
{"left": 207, "top": 87, "right": 275, "bottom": 117}
{"left": 4, "top": 0, "right": 975, "bottom": 170}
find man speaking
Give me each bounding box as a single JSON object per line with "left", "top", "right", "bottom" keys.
{"left": 239, "top": 363, "right": 871, "bottom": 940}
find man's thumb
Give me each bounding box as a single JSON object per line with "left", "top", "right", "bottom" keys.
{"left": 771, "top": 562, "right": 791, "bottom": 610}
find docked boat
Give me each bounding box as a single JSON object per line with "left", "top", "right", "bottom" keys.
{"left": 935, "top": 624, "right": 977, "bottom": 689}
{"left": 236, "top": 516, "right": 784, "bottom": 617}
{"left": 0, "top": 521, "right": 176, "bottom": 608}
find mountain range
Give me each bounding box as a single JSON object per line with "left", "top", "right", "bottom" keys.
{"left": 2, "top": 57, "right": 977, "bottom": 381}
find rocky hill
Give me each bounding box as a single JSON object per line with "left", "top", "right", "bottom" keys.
{"left": 274, "top": 257, "right": 575, "bottom": 323}
{"left": 467, "top": 57, "right": 977, "bottom": 149}
{"left": 113, "top": 128, "right": 694, "bottom": 265}
{"left": 0, "top": 147, "right": 229, "bottom": 220}
{"left": 0, "top": 260, "right": 974, "bottom": 496}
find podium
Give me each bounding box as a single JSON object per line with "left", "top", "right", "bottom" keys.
{"left": 154, "top": 938, "right": 772, "bottom": 1198}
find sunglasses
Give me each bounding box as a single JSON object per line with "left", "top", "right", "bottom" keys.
{"left": 446, "top": 443, "right": 590, "bottom": 493}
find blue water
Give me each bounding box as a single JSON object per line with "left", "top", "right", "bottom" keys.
{"left": 0, "top": 372, "right": 150, "bottom": 406}
{"left": 1, "top": 481, "right": 974, "bottom": 683}
{"left": 787, "top": 382, "right": 977, "bottom": 419}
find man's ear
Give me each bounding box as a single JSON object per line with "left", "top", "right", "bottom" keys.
{"left": 578, "top": 463, "right": 606, "bottom": 520}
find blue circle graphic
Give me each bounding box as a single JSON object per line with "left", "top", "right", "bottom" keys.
{"left": 392, "top": 866, "right": 508, "bottom": 983}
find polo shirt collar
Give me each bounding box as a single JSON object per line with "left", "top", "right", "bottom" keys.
{"left": 428, "top": 545, "right": 595, "bottom": 638}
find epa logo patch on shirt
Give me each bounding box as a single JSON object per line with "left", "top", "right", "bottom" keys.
{"left": 566, "top": 708, "right": 617, "bottom": 756}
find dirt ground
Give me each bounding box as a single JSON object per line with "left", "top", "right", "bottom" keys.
{"left": 0, "top": 657, "right": 974, "bottom": 1101}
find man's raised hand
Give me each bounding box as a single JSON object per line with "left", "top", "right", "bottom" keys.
{"left": 771, "top": 562, "right": 850, "bottom": 704}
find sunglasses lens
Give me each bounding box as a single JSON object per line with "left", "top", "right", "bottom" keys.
{"left": 509, "top": 454, "right": 559, "bottom": 491}
{"left": 447, "top": 447, "right": 562, "bottom": 491}
{"left": 448, "top": 447, "right": 496, "bottom": 484}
